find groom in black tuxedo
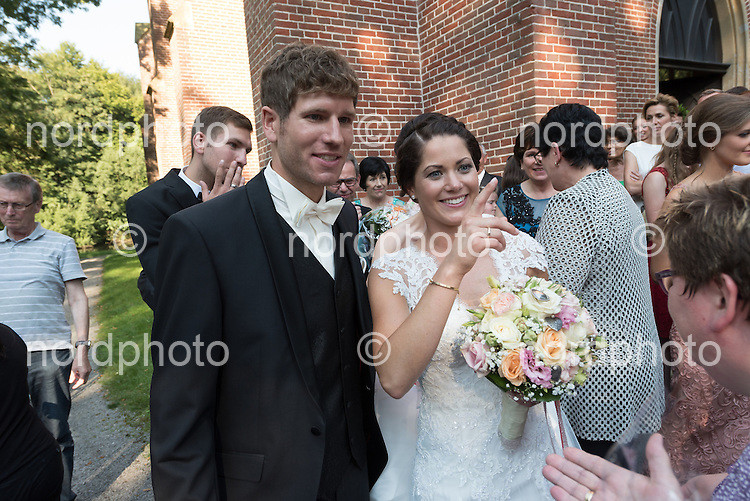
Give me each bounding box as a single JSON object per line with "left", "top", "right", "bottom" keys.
{"left": 149, "top": 43, "right": 386, "bottom": 500}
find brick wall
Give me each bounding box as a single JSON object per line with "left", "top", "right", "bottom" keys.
{"left": 142, "top": 0, "right": 185, "bottom": 179}
{"left": 418, "top": 0, "right": 620, "bottom": 168}
{"left": 138, "top": 0, "right": 259, "bottom": 180}
{"left": 168, "top": 0, "right": 260, "bottom": 176}
{"left": 244, "top": 0, "right": 281, "bottom": 174}
{"left": 615, "top": 0, "right": 659, "bottom": 123}
{"left": 141, "top": 0, "right": 750, "bottom": 181}
{"left": 418, "top": 0, "right": 530, "bottom": 171}
{"left": 531, "top": 1, "right": 618, "bottom": 123}
{"left": 244, "top": 0, "right": 423, "bottom": 199}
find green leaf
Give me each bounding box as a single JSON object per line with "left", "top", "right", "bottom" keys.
{"left": 484, "top": 373, "right": 561, "bottom": 403}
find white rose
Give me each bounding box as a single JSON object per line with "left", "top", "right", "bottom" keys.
{"left": 481, "top": 314, "right": 523, "bottom": 350}
{"left": 522, "top": 287, "right": 562, "bottom": 317}
{"left": 565, "top": 321, "right": 588, "bottom": 347}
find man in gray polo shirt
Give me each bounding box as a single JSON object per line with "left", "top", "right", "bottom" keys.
{"left": 0, "top": 172, "right": 90, "bottom": 501}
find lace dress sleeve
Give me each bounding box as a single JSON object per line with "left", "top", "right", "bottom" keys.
{"left": 371, "top": 247, "right": 438, "bottom": 311}
{"left": 536, "top": 193, "right": 595, "bottom": 296}
{"left": 488, "top": 231, "right": 548, "bottom": 281}
{"left": 513, "top": 231, "right": 548, "bottom": 273}
{"left": 372, "top": 250, "right": 410, "bottom": 302}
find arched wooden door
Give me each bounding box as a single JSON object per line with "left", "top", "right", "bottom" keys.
{"left": 659, "top": 0, "right": 730, "bottom": 105}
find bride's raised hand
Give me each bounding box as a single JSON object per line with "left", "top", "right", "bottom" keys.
{"left": 445, "top": 178, "right": 519, "bottom": 276}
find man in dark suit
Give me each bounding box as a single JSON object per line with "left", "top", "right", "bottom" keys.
{"left": 126, "top": 106, "right": 252, "bottom": 309}
{"left": 149, "top": 43, "right": 386, "bottom": 500}
{"left": 477, "top": 144, "right": 501, "bottom": 194}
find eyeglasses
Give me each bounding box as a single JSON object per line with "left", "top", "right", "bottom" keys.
{"left": 0, "top": 201, "right": 35, "bottom": 212}
{"left": 330, "top": 177, "right": 358, "bottom": 188}
{"left": 655, "top": 269, "right": 674, "bottom": 295}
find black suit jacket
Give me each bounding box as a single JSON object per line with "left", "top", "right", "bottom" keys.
{"left": 149, "top": 170, "right": 387, "bottom": 500}
{"left": 480, "top": 170, "right": 501, "bottom": 194}
{"left": 126, "top": 168, "right": 200, "bottom": 309}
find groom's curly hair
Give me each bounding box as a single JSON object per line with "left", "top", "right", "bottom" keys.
{"left": 394, "top": 113, "right": 481, "bottom": 197}
{"left": 260, "top": 42, "right": 359, "bottom": 120}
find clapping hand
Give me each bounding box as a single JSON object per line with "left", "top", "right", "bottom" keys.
{"left": 200, "top": 160, "right": 245, "bottom": 201}
{"left": 445, "top": 178, "right": 518, "bottom": 276}
{"left": 542, "top": 434, "right": 683, "bottom": 501}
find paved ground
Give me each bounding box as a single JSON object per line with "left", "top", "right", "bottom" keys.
{"left": 66, "top": 256, "right": 153, "bottom": 501}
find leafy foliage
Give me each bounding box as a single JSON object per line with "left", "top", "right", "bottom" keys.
{"left": 1, "top": 43, "right": 148, "bottom": 248}
{"left": 0, "top": 0, "right": 101, "bottom": 63}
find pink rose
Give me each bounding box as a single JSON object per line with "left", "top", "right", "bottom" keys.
{"left": 560, "top": 353, "right": 581, "bottom": 383}
{"left": 557, "top": 305, "right": 578, "bottom": 330}
{"left": 561, "top": 292, "right": 580, "bottom": 308}
{"left": 491, "top": 292, "right": 522, "bottom": 317}
{"left": 461, "top": 340, "right": 490, "bottom": 377}
{"left": 580, "top": 310, "right": 597, "bottom": 336}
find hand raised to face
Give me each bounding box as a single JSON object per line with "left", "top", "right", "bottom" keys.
{"left": 200, "top": 160, "right": 245, "bottom": 201}
{"left": 444, "top": 178, "right": 519, "bottom": 276}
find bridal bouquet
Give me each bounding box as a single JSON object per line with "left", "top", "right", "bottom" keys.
{"left": 459, "top": 276, "right": 606, "bottom": 441}
{"left": 360, "top": 204, "right": 411, "bottom": 243}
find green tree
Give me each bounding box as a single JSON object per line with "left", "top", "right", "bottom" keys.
{"left": 0, "top": 63, "right": 44, "bottom": 167}
{"left": 37, "top": 140, "right": 147, "bottom": 247}
{"left": 1, "top": 43, "right": 148, "bottom": 248}
{"left": 23, "top": 43, "right": 143, "bottom": 190}
{"left": 0, "top": 0, "right": 101, "bottom": 63}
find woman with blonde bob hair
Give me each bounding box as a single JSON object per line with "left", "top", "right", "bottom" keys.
{"left": 653, "top": 92, "right": 750, "bottom": 482}
{"left": 624, "top": 93, "right": 681, "bottom": 204}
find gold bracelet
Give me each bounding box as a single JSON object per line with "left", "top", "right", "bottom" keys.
{"left": 428, "top": 278, "right": 459, "bottom": 293}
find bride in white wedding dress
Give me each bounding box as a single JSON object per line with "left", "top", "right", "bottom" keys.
{"left": 367, "top": 114, "right": 577, "bottom": 500}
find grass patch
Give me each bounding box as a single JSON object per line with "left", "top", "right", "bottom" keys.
{"left": 79, "top": 249, "right": 113, "bottom": 260}
{"left": 95, "top": 253, "right": 153, "bottom": 430}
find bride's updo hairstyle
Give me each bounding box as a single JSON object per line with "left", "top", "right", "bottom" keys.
{"left": 394, "top": 112, "right": 482, "bottom": 197}
{"left": 537, "top": 103, "right": 608, "bottom": 170}
{"left": 680, "top": 93, "right": 750, "bottom": 167}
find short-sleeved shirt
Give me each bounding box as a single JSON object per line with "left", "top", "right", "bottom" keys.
{"left": 625, "top": 141, "right": 662, "bottom": 178}
{"left": 714, "top": 444, "right": 750, "bottom": 500}
{"left": 0, "top": 223, "right": 86, "bottom": 351}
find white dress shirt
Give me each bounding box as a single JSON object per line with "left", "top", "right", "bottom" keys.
{"left": 264, "top": 165, "right": 338, "bottom": 278}
{"left": 178, "top": 166, "right": 202, "bottom": 199}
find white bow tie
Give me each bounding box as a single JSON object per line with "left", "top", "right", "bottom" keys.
{"left": 294, "top": 197, "right": 345, "bottom": 227}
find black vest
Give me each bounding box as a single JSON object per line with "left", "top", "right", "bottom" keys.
{"left": 283, "top": 217, "right": 366, "bottom": 499}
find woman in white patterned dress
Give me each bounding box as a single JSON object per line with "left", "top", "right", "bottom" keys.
{"left": 368, "top": 113, "right": 577, "bottom": 500}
